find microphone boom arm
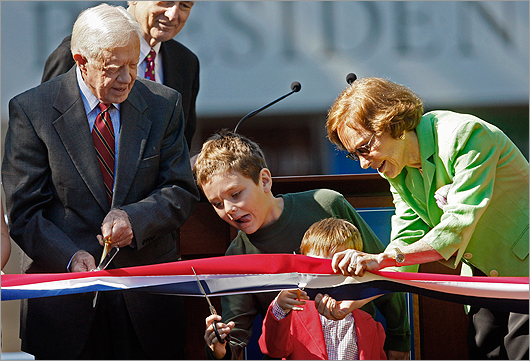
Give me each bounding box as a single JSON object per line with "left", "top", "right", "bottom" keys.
{"left": 234, "top": 81, "right": 301, "bottom": 133}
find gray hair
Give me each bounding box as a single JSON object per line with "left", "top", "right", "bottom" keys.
{"left": 71, "top": 3, "right": 141, "bottom": 61}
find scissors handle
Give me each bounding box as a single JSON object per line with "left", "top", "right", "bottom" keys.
{"left": 212, "top": 319, "right": 231, "bottom": 344}
{"left": 212, "top": 321, "right": 225, "bottom": 344}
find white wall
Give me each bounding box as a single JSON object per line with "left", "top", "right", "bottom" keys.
{"left": 1, "top": 1, "right": 529, "bottom": 121}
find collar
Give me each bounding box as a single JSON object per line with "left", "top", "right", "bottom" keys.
{"left": 416, "top": 113, "right": 436, "bottom": 164}
{"left": 75, "top": 66, "right": 120, "bottom": 115}
{"left": 381, "top": 114, "right": 436, "bottom": 190}
{"left": 139, "top": 36, "right": 162, "bottom": 62}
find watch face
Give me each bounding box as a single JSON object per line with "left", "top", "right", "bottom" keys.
{"left": 394, "top": 248, "right": 405, "bottom": 264}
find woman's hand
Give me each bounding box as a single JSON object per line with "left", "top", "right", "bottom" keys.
{"left": 331, "top": 249, "right": 384, "bottom": 277}
{"left": 204, "top": 314, "right": 234, "bottom": 359}
{"left": 276, "top": 289, "right": 309, "bottom": 314}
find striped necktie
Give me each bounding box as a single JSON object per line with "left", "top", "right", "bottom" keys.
{"left": 92, "top": 103, "right": 115, "bottom": 205}
{"left": 144, "top": 49, "right": 156, "bottom": 81}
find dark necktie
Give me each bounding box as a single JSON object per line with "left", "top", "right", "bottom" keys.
{"left": 144, "top": 49, "right": 156, "bottom": 81}
{"left": 92, "top": 103, "right": 115, "bottom": 205}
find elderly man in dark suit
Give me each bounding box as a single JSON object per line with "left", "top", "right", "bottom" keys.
{"left": 41, "top": 1, "right": 199, "bottom": 149}
{"left": 2, "top": 3, "right": 199, "bottom": 359}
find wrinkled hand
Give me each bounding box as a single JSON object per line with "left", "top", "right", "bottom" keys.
{"left": 387, "top": 349, "right": 410, "bottom": 360}
{"left": 70, "top": 250, "right": 96, "bottom": 272}
{"left": 331, "top": 249, "right": 382, "bottom": 277}
{"left": 276, "top": 289, "right": 309, "bottom": 313}
{"left": 204, "top": 314, "right": 234, "bottom": 359}
{"left": 97, "top": 209, "right": 133, "bottom": 248}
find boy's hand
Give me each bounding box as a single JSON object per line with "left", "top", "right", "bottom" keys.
{"left": 277, "top": 289, "right": 309, "bottom": 314}
{"left": 204, "top": 314, "right": 234, "bottom": 359}
{"left": 314, "top": 293, "right": 380, "bottom": 321}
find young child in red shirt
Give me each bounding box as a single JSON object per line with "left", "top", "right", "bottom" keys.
{"left": 259, "top": 218, "right": 387, "bottom": 360}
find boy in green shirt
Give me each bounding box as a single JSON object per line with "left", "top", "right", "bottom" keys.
{"left": 193, "top": 130, "right": 410, "bottom": 360}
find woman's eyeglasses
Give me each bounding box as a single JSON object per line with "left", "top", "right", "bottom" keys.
{"left": 346, "top": 133, "right": 375, "bottom": 161}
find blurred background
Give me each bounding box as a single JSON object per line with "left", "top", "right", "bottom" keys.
{"left": 1, "top": 1, "right": 528, "bottom": 357}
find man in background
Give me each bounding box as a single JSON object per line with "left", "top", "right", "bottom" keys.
{"left": 42, "top": 1, "right": 200, "bottom": 149}
{"left": 3, "top": 4, "right": 199, "bottom": 359}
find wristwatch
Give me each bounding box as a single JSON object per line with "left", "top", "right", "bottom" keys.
{"left": 394, "top": 247, "right": 405, "bottom": 264}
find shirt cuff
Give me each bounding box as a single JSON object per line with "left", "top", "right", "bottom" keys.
{"left": 272, "top": 299, "right": 288, "bottom": 320}
{"left": 67, "top": 250, "right": 82, "bottom": 272}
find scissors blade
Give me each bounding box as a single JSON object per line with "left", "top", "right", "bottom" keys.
{"left": 96, "top": 237, "right": 112, "bottom": 268}
{"left": 192, "top": 267, "right": 229, "bottom": 344}
{"left": 95, "top": 246, "right": 119, "bottom": 271}
{"left": 93, "top": 244, "right": 119, "bottom": 308}
{"left": 191, "top": 266, "right": 216, "bottom": 315}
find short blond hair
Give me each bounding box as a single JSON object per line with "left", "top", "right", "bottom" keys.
{"left": 326, "top": 77, "right": 423, "bottom": 150}
{"left": 193, "top": 130, "right": 267, "bottom": 189}
{"left": 300, "top": 218, "right": 362, "bottom": 258}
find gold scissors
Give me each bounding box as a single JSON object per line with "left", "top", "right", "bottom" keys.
{"left": 92, "top": 237, "right": 119, "bottom": 308}
{"left": 191, "top": 267, "right": 230, "bottom": 344}
{"left": 98, "top": 236, "right": 113, "bottom": 268}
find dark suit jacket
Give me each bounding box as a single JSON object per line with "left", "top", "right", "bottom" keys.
{"left": 2, "top": 67, "right": 200, "bottom": 359}
{"left": 41, "top": 35, "right": 200, "bottom": 148}
{"left": 259, "top": 301, "right": 387, "bottom": 360}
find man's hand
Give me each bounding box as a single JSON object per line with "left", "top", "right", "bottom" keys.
{"left": 70, "top": 250, "right": 96, "bottom": 272}
{"left": 204, "top": 314, "right": 234, "bottom": 359}
{"left": 97, "top": 209, "right": 133, "bottom": 248}
{"left": 276, "top": 289, "right": 309, "bottom": 314}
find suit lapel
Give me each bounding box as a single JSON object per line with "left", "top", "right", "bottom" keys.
{"left": 417, "top": 116, "right": 443, "bottom": 223}
{"left": 113, "top": 85, "right": 152, "bottom": 207}
{"left": 389, "top": 115, "right": 443, "bottom": 227}
{"left": 52, "top": 68, "right": 109, "bottom": 211}
{"left": 160, "top": 42, "right": 181, "bottom": 90}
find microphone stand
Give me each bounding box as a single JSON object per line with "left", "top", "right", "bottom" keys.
{"left": 233, "top": 81, "right": 301, "bottom": 133}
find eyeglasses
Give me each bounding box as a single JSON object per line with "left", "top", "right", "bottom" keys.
{"left": 346, "top": 133, "right": 375, "bottom": 161}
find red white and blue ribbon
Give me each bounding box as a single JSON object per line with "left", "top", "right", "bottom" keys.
{"left": 2, "top": 254, "right": 528, "bottom": 313}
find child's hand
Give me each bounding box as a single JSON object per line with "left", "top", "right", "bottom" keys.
{"left": 204, "top": 314, "right": 234, "bottom": 359}
{"left": 276, "top": 289, "right": 309, "bottom": 314}
{"left": 314, "top": 293, "right": 380, "bottom": 321}
{"left": 314, "top": 293, "right": 351, "bottom": 320}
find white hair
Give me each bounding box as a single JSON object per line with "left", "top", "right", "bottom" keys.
{"left": 71, "top": 3, "right": 141, "bottom": 61}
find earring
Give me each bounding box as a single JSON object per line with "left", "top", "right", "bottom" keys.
{"left": 399, "top": 133, "right": 406, "bottom": 140}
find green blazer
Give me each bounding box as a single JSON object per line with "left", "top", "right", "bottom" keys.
{"left": 383, "top": 111, "right": 529, "bottom": 277}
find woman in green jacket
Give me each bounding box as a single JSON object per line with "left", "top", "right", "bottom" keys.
{"left": 326, "top": 77, "right": 528, "bottom": 359}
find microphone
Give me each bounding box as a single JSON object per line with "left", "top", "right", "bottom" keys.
{"left": 346, "top": 73, "right": 357, "bottom": 85}
{"left": 233, "top": 81, "right": 302, "bottom": 133}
